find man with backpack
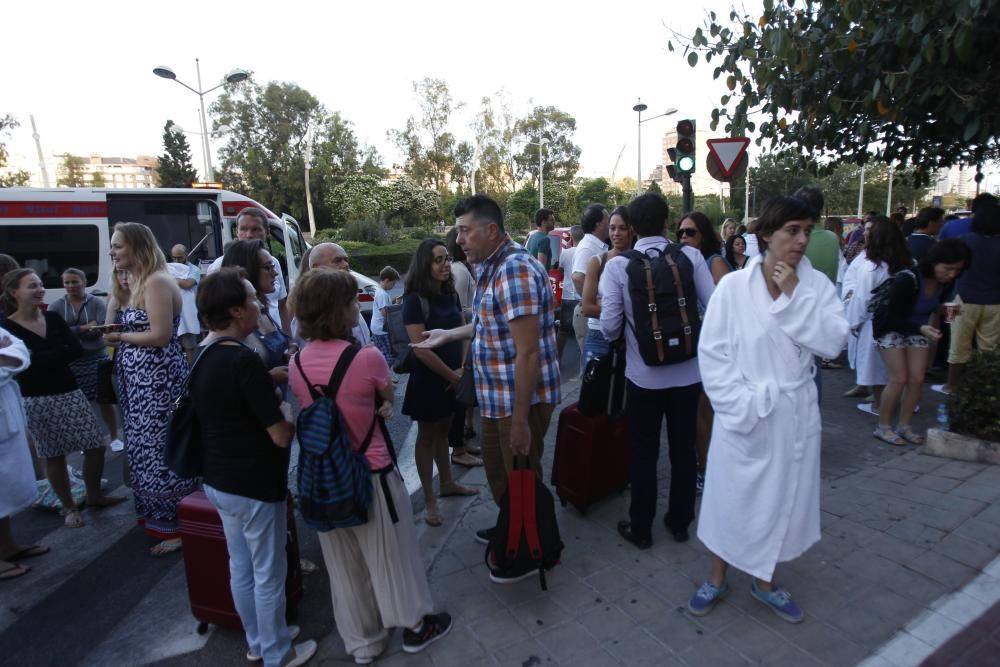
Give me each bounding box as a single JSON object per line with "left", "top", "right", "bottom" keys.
{"left": 598, "top": 193, "right": 715, "bottom": 549}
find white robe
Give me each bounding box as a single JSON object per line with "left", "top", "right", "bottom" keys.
{"left": 0, "top": 328, "right": 37, "bottom": 518}
{"left": 842, "top": 254, "right": 889, "bottom": 387}
{"left": 696, "top": 255, "right": 848, "bottom": 581}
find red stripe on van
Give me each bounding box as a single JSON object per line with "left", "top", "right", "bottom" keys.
{"left": 0, "top": 202, "right": 108, "bottom": 218}
{"left": 222, "top": 201, "right": 277, "bottom": 219}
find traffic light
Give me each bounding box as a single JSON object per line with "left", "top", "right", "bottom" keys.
{"left": 675, "top": 119, "right": 696, "bottom": 175}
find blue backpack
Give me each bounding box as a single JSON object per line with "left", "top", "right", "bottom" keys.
{"left": 293, "top": 345, "right": 376, "bottom": 531}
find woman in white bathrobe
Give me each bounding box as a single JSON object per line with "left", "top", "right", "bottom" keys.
{"left": 0, "top": 327, "right": 49, "bottom": 580}
{"left": 688, "top": 197, "right": 849, "bottom": 624}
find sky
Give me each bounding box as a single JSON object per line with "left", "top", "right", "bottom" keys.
{"left": 3, "top": 0, "right": 742, "bottom": 181}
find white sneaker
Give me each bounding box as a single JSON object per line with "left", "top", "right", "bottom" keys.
{"left": 930, "top": 383, "right": 951, "bottom": 396}
{"left": 282, "top": 640, "right": 317, "bottom": 667}
{"left": 246, "top": 626, "right": 301, "bottom": 661}
{"left": 109, "top": 439, "right": 125, "bottom": 452}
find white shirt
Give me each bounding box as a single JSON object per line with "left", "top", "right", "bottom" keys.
{"left": 598, "top": 236, "right": 716, "bottom": 389}
{"left": 167, "top": 262, "right": 201, "bottom": 336}
{"left": 559, "top": 246, "right": 579, "bottom": 301}
{"left": 574, "top": 234, "right": 609, "bottom": 331}
{"left": 371, "top": 287, "right": 391, "bottom": 336}
{"left": 208, "top": 254, "right": 286, "bottom": 326}
{"left": 743, "top": 232, "right": 761, "bottom": 258}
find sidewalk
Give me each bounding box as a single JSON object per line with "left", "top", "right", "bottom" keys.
{"left": 330, "top": 369, "right": 1000, "bottom": 667}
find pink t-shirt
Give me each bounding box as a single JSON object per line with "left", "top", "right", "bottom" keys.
{"left": 289, "top": 340, "right": 393, "bottom": 471}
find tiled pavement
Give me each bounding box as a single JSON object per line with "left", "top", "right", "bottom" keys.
{"left": 336, "top": 370, "right": 1000, "bottom": 667}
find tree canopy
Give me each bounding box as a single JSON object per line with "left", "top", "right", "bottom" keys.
{"left": 157, "top": 120, "right": 199, "bottom": 187}
{"left": 0, "top": 115, "right": 30, "bottom": 187}
{"left": 514, "top": 106, "right": 582, "bottom": 188}
{"left": 56, "top": 153, "right": 87, "bottom": 187}
{"left": 672, "top": 0, "right": 1000, "bottom": 180}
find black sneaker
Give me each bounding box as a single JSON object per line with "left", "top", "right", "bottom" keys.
{"left": 617, "top": 520, "right": 652, "bottom": 550}
{"left": 402, "top": 612, "right": 453, "bottom": 653}
{"left": 474, "top": 527, "right": 494, "bottom": 545}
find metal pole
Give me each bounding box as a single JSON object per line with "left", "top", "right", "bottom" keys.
{"left": 304, "top": 126, "right": 316, "bottom": 237}
{"left": 637, "top": 108, "right": 642, "bottom": 194}
{"left": 857, "top": 165, "right": 865, "bottom": 218}
{"left": 886, "top": 164, "right": 894, "bottom": 215}
{"left": 682, "top": 174, "right": 693, "bottom": 215}
{"left": 30, "top": 115, "right": 50, "bottom": 187}
{"left": 744, "top": 167, "right": 750, "bottom": 222}
{"left": 196, "top": 58, "right": 214, "bottom": 182}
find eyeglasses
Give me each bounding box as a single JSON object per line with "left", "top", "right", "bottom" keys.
{"left": 676, "top": 228, "right": 698, "bottom": 239}
{"left": 332, "top": 256, "right": 349, "bottom": 264}
{"left": 432, "top": 255, "right": 454, "bottom": 265}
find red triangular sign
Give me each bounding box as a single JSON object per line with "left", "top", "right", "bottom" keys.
{"left": 706, "top": 138, "right": 750, "bottom": 177}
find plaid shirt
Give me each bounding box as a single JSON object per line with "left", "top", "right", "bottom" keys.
{"left": 472, "top": 237, "right": 561, "bottom": 418}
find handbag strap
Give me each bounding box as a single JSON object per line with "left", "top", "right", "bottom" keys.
{"left": 180, "top": 336, "right": 250, "bottom": 400}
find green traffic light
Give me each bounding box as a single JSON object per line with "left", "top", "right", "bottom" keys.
{"left": 677, "top": 155, "right": 696, "bottom": 173}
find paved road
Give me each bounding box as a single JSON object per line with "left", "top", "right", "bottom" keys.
{"left": 4, "top": 349, "right": 998, "bottom": 667}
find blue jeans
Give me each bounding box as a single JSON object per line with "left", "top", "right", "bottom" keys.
{"left": 204, "top": 485, "right": 291, "bottom": 667}
{"left": 582, "top": 328, "right": 610, "bottom": 374}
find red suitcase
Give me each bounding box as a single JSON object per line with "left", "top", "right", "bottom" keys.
{"left": 550, "top": 402, "right": 630, "bottom": 513}
{"left": 177, "top": 491, "right": 303, "bottom": 634}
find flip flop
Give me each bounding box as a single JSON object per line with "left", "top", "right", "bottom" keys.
{"left": 150, "top": 539, "right": 183, "bottom": 556}
{"left": 8, "top": 545, "right": 49, "bottom": 561}
{"left": 85, "top": 495, "right": 128, "bottom": 510}
{"left": 440, "top": 485, "right": 479, "bottom": 498}
{"left": 897, "top": 427, "right": 925, "bottom": 445}
{"left": 873, "top": 427, "right": 906, "bottom": 446}
{"left": 0, "top": 562, "right": 30, "bottom": 582}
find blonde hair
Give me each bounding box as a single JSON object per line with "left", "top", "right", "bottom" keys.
{"left": 111, "top": 268, "right": 131, "bottom": 313}
{"left": 113, "top": 222, "right": 166, "bottom": 309}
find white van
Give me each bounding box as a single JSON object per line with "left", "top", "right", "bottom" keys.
{"left": 0, "top": 187, "right": 309, "bottom": 304}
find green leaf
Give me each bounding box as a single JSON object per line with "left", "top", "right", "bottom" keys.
{"left": 668, "top": 41, "right": 674, "bottom": 53}
{"left": 688, "top": 52, "right": 698, "bottom": 67}
{"left": 911, "top": 13, "right": 927, "bottom": 33}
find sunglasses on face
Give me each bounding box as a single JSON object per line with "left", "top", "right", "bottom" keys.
{"left": 677, "top": 228, "right": 698, "bottom": 239}
{"left": 432, "top": 255, "right": 454, "bottom": 265}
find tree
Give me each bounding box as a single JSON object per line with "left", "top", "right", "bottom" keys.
{"left": 577, "top": 177, "right": 630, "bottom": 209}
{"left": 157, "top": 120, "right": 199, "bottom": 187}
{"left": 646, "top": 181, "right": 664, "bottom": 196}
{"left": 514, "top": 106, "right": 582, "bottom": 188}
{"left": 90, "top": 171, "right": 106, "bottom": 187}
{"left": 211, "top": 77, "right": 382, "bottom": 229}
{"left": 472, "top": 92, "right": 519, "bottom": 196}
{"left": 507, "top": 185, "right": 539, "bottom": 222}
{"left": 57, "top": 153, "right": 87, "bottom": 187}
{"left": 389, "top": 78, "right": 464, "bottom": 194}
{"left": 672, "top": 0, "right": 1000, "bottom": 181}
{"left": 0, "top": 115, "right": 30, "bottom": 187}
{"left": 323, "top": 174, "right": 441, "bottom": 228}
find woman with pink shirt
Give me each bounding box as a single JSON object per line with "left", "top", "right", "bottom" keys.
{"left": 288, "top": 269, "right": 452, "bottom": 665}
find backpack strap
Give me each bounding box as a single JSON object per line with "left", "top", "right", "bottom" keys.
{"left": 182, "top": 336, "right": 251, "bottom": 400}
{"left": 665, "top": 249, "right": 694, "bottom": 357}
{"left": 639, "top": 254, "right": 666, "bottom": 363}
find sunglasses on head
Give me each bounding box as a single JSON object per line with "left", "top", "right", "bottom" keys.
{"left": 676, "top": 228, "right": 698, "bottom": 239}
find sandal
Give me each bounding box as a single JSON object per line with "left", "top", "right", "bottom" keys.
{"left": 424, "top": 504, "right": 443, "bottom": 527}
{"left": 450, "top": 452, "right": 483, "bottom": 468}
{"left": 0, "top": 562, "right": 30, "bottom": 581}
{"left": 873, "top": 426, "right": 906, "bottom": 446}
{"left": 897, "top": 427, "right": 925, "bottom": 445}
{"left": 150, "top": 538, "right": 183, "bottom": 556}
{"left": 440, "top": 483, "right": 479, "bottom": 498}
{"left": 61, "top": 509, "right": 85, "bottom": 529}
{"left": 464, "top": 444, "right": 481, "bottom": 456}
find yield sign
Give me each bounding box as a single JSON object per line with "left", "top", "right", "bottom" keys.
{"left": 706, "top": 138, "right": 751, "bottom": 178}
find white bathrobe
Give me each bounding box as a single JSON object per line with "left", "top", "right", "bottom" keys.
{"left": 0, "top": 328, "right": 37, "bottom": 518}
{"left": 696, "top": 255, "right": 849, "bottom": 581}
{"left": 842, "top": 254, "right": 889, "bottom": 387}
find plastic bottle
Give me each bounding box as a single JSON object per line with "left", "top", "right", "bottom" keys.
{"left": 936, "top": 403, "right": 949, "bottom": 430}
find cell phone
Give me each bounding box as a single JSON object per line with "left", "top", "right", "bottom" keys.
{"left": 92, "top": 324, "right": 123, "bottom": 333}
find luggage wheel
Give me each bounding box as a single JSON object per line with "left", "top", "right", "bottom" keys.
{"left": 196, "top": 621, "right": 209, "bottom": 635}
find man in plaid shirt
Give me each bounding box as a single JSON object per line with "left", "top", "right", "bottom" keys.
{"left": 414, "top": 195, "right": 561, "bottom": 553}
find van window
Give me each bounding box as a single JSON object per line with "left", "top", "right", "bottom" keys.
{"left": 107, "top": 196, "right": 219, "bottom": 263}
{"left": 0, "top": 224, "right": 101, "bottom": 288}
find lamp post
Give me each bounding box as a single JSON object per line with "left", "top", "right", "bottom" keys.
{"left": 153, "top": 60, "right": 248, "bottom": 182}
{"left": 169, "top": 122, "right": 232, "bottom": 184}
{"left": 633, "top": 99, "right": 677, "bottom": 194}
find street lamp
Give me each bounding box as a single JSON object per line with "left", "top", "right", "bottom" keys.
{"left": 633, "top": 99, "right": 677, "bottom": 194}
{"left": 153, "top": 60, "right": 248, "bottom": 181}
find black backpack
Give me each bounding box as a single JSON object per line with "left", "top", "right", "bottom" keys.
{"left": 486, "top": 460, "right": 564, "bottom": 590}
{"left": 384, "top": 296, "right": 429, "bottom": 374}
{"left": 622, "top": 245, "right": 701, "bottom": 366}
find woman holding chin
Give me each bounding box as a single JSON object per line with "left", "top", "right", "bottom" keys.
{"left": 687, "top": 197, "right": 849, "bottom": 624}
